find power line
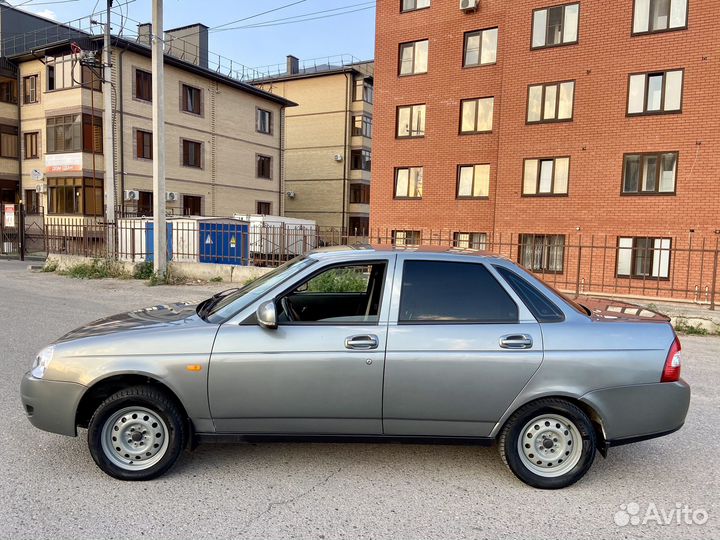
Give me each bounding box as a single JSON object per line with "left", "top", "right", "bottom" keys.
{"left": 212, "top": 3, "right": 376, "bottom": 32}
{"left": 211, "top": 0, "right": 308, "bottom": 31}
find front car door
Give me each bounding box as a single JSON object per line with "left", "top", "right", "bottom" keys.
{"left": 383, "top": 254, "right": 543, "bottom": 437}
{"left": 208, "top": 253, "right": 395, "bottom": 434}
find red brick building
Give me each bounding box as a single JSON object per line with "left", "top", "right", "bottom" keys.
{"left": 371, "top": 0, "right": 720, "bottom": 302}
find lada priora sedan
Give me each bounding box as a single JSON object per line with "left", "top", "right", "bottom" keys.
{"left": 21, "top": 245, "right": 690, "bottom": 488}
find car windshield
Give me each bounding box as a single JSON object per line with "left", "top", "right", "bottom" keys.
{"left": 201, "top": 256, "right": 317, "bottom": 323}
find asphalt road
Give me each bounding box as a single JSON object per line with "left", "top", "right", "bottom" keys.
{"left": 0, "top": 259, "right": 718, "bottom": 539}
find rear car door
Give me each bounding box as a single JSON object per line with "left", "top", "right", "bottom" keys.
{"left": 383, "top": 255, "right": 543, "bottom": 437}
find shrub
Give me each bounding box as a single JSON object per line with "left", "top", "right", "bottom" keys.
{"left": 42, "top": 260, "right": 58, "bottom": 273}
{"left": 59, "top": 259, "right": 129, "bottom": 280}
{"left": 306, "top": 268, "right": 367, "bottom": 293}
{"left": 133, "top": 261, "right": 154, "bottom": 280}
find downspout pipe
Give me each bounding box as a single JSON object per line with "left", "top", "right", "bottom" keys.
{"left": 342, "top": 72, "right": 350, "bottom": 234}
{"left": 117, "top": 41, "right": 129, "bottom": 214}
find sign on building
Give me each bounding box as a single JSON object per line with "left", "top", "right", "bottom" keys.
{"left": 3, "top": 204, "right": 15, "bottom": 227}
{"left": 45, "top": 153, "right": 83, "bottom": 173}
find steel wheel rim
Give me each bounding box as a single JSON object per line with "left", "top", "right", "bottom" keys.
{"left": 517, "top": 414, "right": 583, "bottom": 478}
{"left": 100, "top": 406, "right": 169, "bottom": 471}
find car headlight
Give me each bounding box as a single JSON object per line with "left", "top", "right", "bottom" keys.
{"left": 32, "top": 346, "right": 54, "bottom": 379}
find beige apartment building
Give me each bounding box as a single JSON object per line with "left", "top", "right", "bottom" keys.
{"left": 254, "top": 56, "right": 373, "bottom": 232}
{"left": 4, "top": 20, "right": 293, "bottom": 221}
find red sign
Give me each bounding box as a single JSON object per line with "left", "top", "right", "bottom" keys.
{"left": 3, "top": 204, "right": 15, "bottom": 228}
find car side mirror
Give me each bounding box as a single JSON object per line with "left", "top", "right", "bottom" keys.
{"left": 256, "top": 300, "right": 278, "bottom": 330}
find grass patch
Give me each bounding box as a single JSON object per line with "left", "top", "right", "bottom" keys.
{"left": 59, "top": 259, "right": 130, "bottom": 280}
{"left": 42, "top": 260, "right": 58, "bottom": 273}
{"left": 306, "top": 268, "right": 368, "bottom": 293}
{"left": 674, "top": 318, "right": 712, "bottom": 336}
{"left": 209, "top": 276, "right": 223, "bottom": 283}
{"left": 133, "top": 261, "right": 154, "bottom": 280}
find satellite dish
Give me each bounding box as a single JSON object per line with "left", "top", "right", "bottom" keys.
{"left": 31, "top": 169, "right": 43, "bottom": 181}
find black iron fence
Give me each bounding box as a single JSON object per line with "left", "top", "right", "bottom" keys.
{"left": 9, "top": 214, "right": 720, "bottom": 310}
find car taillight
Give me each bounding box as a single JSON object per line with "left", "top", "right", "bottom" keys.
{"left": 661, "top": 336, "right": 682, "bottom": 382}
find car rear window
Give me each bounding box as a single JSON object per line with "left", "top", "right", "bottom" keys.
{"left": 494, "top": 266, "right": 564, "bottom": 323}
{"left": 399, "top": 260, "right": 518, "bottom": 323}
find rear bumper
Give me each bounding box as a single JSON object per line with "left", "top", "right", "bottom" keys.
{"left": 581, "top": 379, "right": 690, "bottom": 443}
{"left": 20, "top": 371, "right": 85, "bottom": 437}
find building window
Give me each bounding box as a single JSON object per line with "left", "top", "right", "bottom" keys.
{"left": 47, "top": 177, "right": 103, "bottom": 215}
{"left": 519, "top": 234, "right": 566, "bottom": 273}
{"left": 527, "top": 81, "right": 575, "bottom": 123}
{"left": 0, "top": 81, "right": 17, "bottom": 104}
{"left": 256, "top": 108, "right": 272, "bottom": 134}
{"left": 460, "top": 97, "right": 494, "bottom": 133}
{"left": 622, "top": 152, "right": 677, "bottom": 194}
{"left": 46, "top": 55, "right": 100, "bottom": 91}
{"left": 256, "top": 154, "right": 272, "bottom": 179}
{"left": 82, "top": 114, "right": 102, "bottom": 153}
{"left": 256, "top": 201, "right": 271, "bottom": 215}
{"left": 24, "top": 189, "right": 40, "bottom": 214}
{"left": 399, "top": 39, "right": 429, "bottom": 76}
{"left": 401, "top": 0, "right": 430, "bottom": 12}
{"left": 46, "top": 114, "right": 99, "bottom": 154}
{"left": 397, "top": 104, "right": 426, "bottom": 138}
{"left": 633, "top": 0, "right": 688, "bottom": 34}
{"left": 523, "top": 157, "right": 570, "bottom": 196}
{"left": 349, "top": 183, "right": 370, "bottom": 204}
{"left": 617, "top": 237, "right": 671, "bottom": 279}
{"left": 393, "top": 230, "right": 421, "bottom": 246}
{"left": 348, "top": 216, "right": 369, "bottom": 233}
{"left": 181, "top": 84, "right": 201, "bottom": 115}
{"left": 351, "top": 149, "right": 372, "bottom": 171}
{"left": 453, "top": 232, "right": 487, "bottom": 250}
{"left": 352, "top": 115, "right": 372, "bottom": 138}
{"left": 135, "top": 69, "right": 152, "bottom": 101}
{"left": 457, "top": 164, "right": 490, "bottom": 198}
{"left": 353, "top": 78, "right": 374, "bottom": 103}
{"left": 183, "top": 195, "right": 202, "bottom": 216}
{"left": 627, "top": 70, "right": 683, "bottom": 115}
{"left": 23, "top": 75, "right": 38, "bottom": 104}
{"left": 0, "top": 126, "right": 18, "bottom": 158}
{"left": 532, "top": 3, "right": 580, "bottom": 49}
{"left": 24, "top": 132, "right": 39, "bottom": 159}
{"left": 182, "top": 139, "right": 202, "bottom": 168}
{"left": 395, "top": 167, "right": 423, "bottom": 198}
{"left": 463, "top": 28, "right": 498, "bottom": 67}
{"left": 135, "top": 130, "right": 152, "bottom": 160}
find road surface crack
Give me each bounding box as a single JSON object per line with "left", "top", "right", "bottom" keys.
{"left": 240, "top": 467, "right": 343, "bottom": 533}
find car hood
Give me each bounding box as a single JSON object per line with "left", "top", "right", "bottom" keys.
{"left": 55, "top": 302, "right": 202, "bottom": 343}
{"left": 578, "top": 297, "right": 671, "bottom": 323}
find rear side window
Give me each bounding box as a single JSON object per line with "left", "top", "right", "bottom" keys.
{"left": 399, "top": 260, "right": 518, "bottom": 323}
{"left": 494, "top": 266, "right": 564, "bottom": 323}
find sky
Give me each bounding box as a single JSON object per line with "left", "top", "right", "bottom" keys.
{"left": 11, "top": 0, "right": 376, "bottom": 72}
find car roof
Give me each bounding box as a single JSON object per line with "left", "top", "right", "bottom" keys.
{"left": 308, "top": 244, "right": 511, "bottom": 262}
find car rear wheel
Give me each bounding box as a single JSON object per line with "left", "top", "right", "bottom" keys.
{"left": 87, "top": 385, "right": 187, "bottom": 480}
{"left": 498, "top": 398, "right": 596, "bottom": 489}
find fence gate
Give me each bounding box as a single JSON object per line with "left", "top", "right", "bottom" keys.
{"left": 0, "top": 203, "right": 20, "bottom": 257}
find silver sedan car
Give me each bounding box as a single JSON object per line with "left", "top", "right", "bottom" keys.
{"left": 20, "top": 246, "right": 690, "bottom": 489}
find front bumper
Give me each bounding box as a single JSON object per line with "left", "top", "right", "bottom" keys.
{"left": 20, "top": 372, "right": 86, "bottom": 437}
{"left": 581, "top": 379, "right": 690, "bottom": 444}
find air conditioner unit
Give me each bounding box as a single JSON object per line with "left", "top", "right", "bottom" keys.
{"left": 286, "top": 191, "right": 296, "bottom": 199}
{"left": 124, "top": 189, "right": 139, "bottom": 201}
{"left": 460, "top": 0, "right": 478, "bottom": 11}
{"left": 334, "top": 154, "right": 343, "bottom": 162}
{"left": 166, "top": 191, "right": 179, "bottom": 203}
{"left": 35, "top": 184, "right": 47, "bottom": 194}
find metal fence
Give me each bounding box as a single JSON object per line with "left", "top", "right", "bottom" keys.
{"left": 10, "top": 216, "right": 720, "bottom": 310}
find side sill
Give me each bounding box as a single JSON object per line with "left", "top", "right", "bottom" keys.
{"left": 194, "top": 433, "right": 496, "bottom": 446}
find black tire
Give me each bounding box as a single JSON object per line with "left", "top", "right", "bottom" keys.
{"left": 87, "top": 385, "right": 187, "bottom": 481}
{"left": 498, "top": 398, "right": 596, "bottom": 489}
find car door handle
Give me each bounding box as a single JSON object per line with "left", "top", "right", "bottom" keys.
{"left": 345, "top": 335, "right": 379, "bottom": 350}
{"left": 499, "top": 334, "right": 533, "bottom": 349}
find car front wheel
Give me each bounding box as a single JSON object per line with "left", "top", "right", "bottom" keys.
{"left": 498, "top": 398, "right": 596, "bottom": 489}
{"left": 87, "top": 385, "right": 187, "bottom": 480}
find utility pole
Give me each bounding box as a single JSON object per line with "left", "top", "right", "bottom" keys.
{"left": 103, "top": 0, "right": 116, "bottom": 247}
{"left": 152, "top": 0, "right": 167, "bottom": 275}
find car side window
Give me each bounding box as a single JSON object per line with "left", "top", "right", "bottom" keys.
{"left": 494, "top": 266, "right": 565, "bottom": 323}
{"left": 399, "top": 260, "right": 518, "bottom": 323}
{"left": 278, "top": 263, "right": 386, "bottom": 324}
